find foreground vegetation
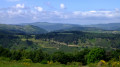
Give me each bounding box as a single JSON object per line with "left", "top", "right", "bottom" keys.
{"left": 0, "top": 60, "right": 80, "bottom": 67}
{"left": 1, "top": 59, "right": 120, "bottom": 67}
{"left": 1, "top": 31, "right": 120, "bottom": 67}
{"left": 1, "top": 46, "right": 120, "bottom": 67}
{"left": 1, "top": 60, "right": 120, "bottom": 67}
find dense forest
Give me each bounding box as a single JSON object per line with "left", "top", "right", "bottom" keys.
{"left": 1, "top": 31, "right": 120, "bottom": 51}
{"left": 36, "top": 31, "right": 120, "bottom": 49}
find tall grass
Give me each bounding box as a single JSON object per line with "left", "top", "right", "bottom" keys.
{"left": 0, "top": 61, "right": 80, "bottom": 67}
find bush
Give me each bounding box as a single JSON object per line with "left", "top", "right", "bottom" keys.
{"left": 86, "top": 48, "right": 105, "bottom": 64}
{"left": 33, "top": 49, "right": 44, "bottom": 63}
{"left": 20, "top": 59, "right": 32, "bottom": 63}
{"left": 10, "top": 51, "right": 22, "bottom": 60}
{"left": 67, "top": 62, "right": 82, "bottom": 66}
{"left": 0, "top": 57, "right": 10, "bottom": 61}
{"left": 0, "top": 46, "right": 11, "bottom": 57}
{"left": 52, "top": 51, "right": 70, "bottom": 64}
{"left": 47, "top": 61, "right": 53, "bottom": 64}
{"left": 75, "top": 49, "right": 89, "bottom": 65}
{"left": 40, "top": 60, "right": 48, "bottom": 64}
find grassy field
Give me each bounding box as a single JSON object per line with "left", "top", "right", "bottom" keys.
{"left": 0, "top": 61, "right": 81, "bottom": 67}
{"left": 1, "top": 61, "right": 120, "bottom": 67}
{"left": 0, "top": 58, "right": 120, "bottom": 67}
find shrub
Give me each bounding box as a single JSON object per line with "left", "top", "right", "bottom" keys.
{"left": 86, "top": 48, "right": 105, "bottom": 64}
{"left": 47, "top": 61, "right": 53, "bottom": 64}
{"left": 33, "top": 49, "right": 44, "bottom": 63}
{"left": 52, "top": 51, "right": 70, "bottom": 64}
{"left": 20, "top": 59, "right": 32, "bottom": 63}
{"left": 40, "top": 60, "right": 48, "bottom": 64}
{"left": 0, "top": 57, "right": 10, "bottom": 61}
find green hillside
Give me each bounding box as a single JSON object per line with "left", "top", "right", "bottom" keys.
{"left": 0, "top": 24, "right": 47, "bottom": 34}
{"left": 1, "top": 30, "right": 120, "bottom": 52}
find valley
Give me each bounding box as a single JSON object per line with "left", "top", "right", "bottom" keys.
{"left": 0, "top": 0, "right": 120, "bottom": 66}
{"left": 1, "top": 22, "right": 120, "bottom": 67}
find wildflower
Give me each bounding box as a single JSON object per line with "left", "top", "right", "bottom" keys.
{"left": 97, "top": 60, "right": 107, "bottom": 67}
{"left": 47, "top": 61, "right": 53, "bottom": 64}
{"left": 100, "top": 60, "right": 106, "bottom": 64}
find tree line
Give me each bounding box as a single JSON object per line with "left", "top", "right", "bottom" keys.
{"left": 0, "top": 46, "right": 120, "bottom": 65}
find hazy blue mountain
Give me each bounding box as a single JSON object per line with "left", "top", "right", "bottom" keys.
{"left": 0, "top": 24, "right": 47, "bottom": 34}
{"left": 56, "top": 27, "right": 103, "bottom": 32}
{"left": 86, "top": 23, "right": 120, "bottom": 30}
{"left": 20, "top": 22, "right": 81, "bottom": 32}
{"left": 115, "top": 28, "right": 120, "bottom": 31}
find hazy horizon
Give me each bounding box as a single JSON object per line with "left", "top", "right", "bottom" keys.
{"left": 1, "top": 21, "right": 120, "bottom": 26}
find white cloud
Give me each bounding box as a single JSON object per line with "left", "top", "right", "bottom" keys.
{"left": 0, "top": 4, "right": 120, "bottom": 24}
{"left": 34, "top": 7, "right": 43, "bottom": 12}
{"left": 73, "top": 10, "right": 120, "bottom": 18}
{"left": 7, "top": 10, "right": 22, "bottom": 15}
{"left": 89, "top": 11, "right": 96, "bottom": 13}
{"left": 5, "top": 4, "right": 25, "bottom": 18}
{"left": 15, "top": 4, "right": 25, "bottom": 8}
{"left": 60, "top": 3, "right": 65, "bottom": 9}
{"left": 73, "top": 11, "right": 81, "bottom": 15}
{"left": 115, "top": 8, "right": 120, "bottom": 13}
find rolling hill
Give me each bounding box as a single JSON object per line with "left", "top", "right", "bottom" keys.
{"left": 20, "top": 22, "right": 105, "bottom": 32}
{"left": 0, "top": 24, "right": 47, "bottom": 34}
{"left": 20, "top": 22, "right": 81, "bottom": 32}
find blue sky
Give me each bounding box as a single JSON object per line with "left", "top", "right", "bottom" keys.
{"left": 0, "top": 0, "right": 120, "bottom": 25}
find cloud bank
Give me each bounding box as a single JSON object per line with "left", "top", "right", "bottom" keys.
{"left": 0, "top": 4, "right": 120, "bottom": 24}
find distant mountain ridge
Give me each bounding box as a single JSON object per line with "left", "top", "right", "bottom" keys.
{"left": 86, "top": 23, "right": 120, "bottom": 30}
{"left": 56, "top": 26, "right": 104, "bottom": 32}
{"left": 1, "top": 22, "right": 120, "bottom": 34}
{"left": 20, "top": 22, "right": 81, "bottom": 32}
{"left": 20, "top": 22, "right": 106, "bottom": 32}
